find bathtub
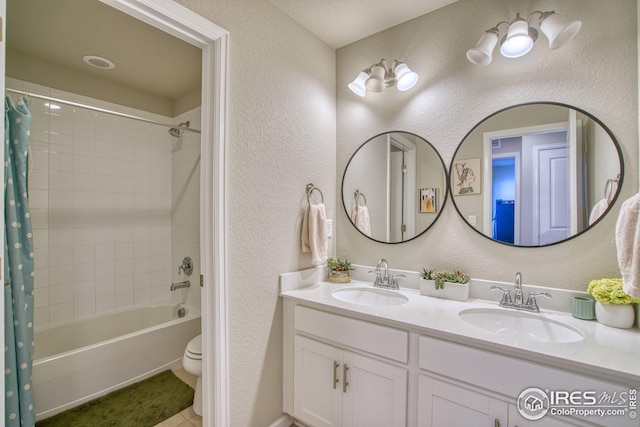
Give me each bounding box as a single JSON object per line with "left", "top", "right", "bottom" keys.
{"left": 32, "top": 303, "right": 200, "bottom": 421}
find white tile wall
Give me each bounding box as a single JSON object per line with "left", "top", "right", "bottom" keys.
{"left": 7, "top": 78, "right": 197, "bottom": 327}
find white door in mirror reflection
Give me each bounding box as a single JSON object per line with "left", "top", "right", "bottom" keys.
{"left": 485, "top": 122, "right": 578, "bottom": 246}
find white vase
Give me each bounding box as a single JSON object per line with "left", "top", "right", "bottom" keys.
{"left": 420, "top": 278, "right": 469, "bottom": 302}
{"left": 595, "top": 301, "right": 635, "bottom": 329}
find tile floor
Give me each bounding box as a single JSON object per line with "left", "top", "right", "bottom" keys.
{"left": 153, "top": 368, "right": 202, "bottom": 427}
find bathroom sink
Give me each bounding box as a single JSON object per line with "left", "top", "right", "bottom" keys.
{"left": 331, "top": 287, "right": 409, "bottom": 307}
{"left": 459, "top": 308, "right": 584, "bottom": 343}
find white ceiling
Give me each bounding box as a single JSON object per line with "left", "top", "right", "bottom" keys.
{"left": 271, "top": 0, "right": 460, "bottom": 49}
{"left": 6, "top": 0, "right": 201, "bottom": 115}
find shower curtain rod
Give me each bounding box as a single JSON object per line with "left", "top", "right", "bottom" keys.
{"left": 5, "top": 88, "right": 201, "bottom": 134}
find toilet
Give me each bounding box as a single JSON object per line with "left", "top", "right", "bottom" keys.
{"left": 182, "top": 334, "right": 202, "bottom": 415}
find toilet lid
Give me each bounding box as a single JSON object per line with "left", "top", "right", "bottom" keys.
{"left": 186, "top": 335, "right": 202, "bottom": 357}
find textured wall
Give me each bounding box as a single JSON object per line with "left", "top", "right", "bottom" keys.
{"left": 176, "top": 1, "right": 336, "bottom": 425}
{"left": 336, "top": 0, "right": 638, "bottom": 289}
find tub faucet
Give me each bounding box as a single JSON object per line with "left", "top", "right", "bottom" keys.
{"left": 490, "top": 272, "right": 551, "bottom": 312}
{"left": 171, "top": 280, "right": 191, "bottom": 291}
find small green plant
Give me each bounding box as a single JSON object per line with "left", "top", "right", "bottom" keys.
{"left": 588, "top": 278, "right": 640, "bottom": 304}
{"left": 420, "top": 268, "right": 470, "bottom": 290}
{"left": 327, "top": 257, "right": 354, "bottom": 272}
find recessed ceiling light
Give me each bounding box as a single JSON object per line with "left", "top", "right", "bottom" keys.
{"left": 82, "top": 55, "right": 116, "bottom": 70}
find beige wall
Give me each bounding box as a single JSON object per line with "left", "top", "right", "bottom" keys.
{"left": 175, "top": 1, "right": 336, "bottom": 425}
{"left": 336, "top": 0, "right": 638, "bottom": 287}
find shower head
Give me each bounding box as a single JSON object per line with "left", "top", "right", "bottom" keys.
{"left": 168, "top": 121, "right": 190, "bottom": 138}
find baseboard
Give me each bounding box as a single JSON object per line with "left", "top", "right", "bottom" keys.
{"left": 268, "top": 414, "right": 295, "bottom": 427}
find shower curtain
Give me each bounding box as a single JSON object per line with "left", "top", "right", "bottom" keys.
{"left": 4, "top": 96, "right": 35, "bottom": 427}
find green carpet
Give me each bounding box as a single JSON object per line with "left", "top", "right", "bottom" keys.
{"left": 36, "top": 370, "right": 194, "bottom": 427}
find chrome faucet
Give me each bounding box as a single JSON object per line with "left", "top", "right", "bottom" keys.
{"left": 170, "top": 280, "right": 191, "bottom": 291}
{"left": 513, "top": 272, "right": 523, "bottom": 306}
{"left": 369, "top": 259, "right": 405, "bottom": 290}
{"left": 490, "top": 272, "right": 551, "bottom": 312}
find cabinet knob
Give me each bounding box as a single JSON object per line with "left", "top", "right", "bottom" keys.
{"left": 333, "top": 361, "right": 339, "bottom": 389}
{"left": 494, "top": 419, "right": 500, "bottom": 427}
{"left": 343, "top": 364, "right": 349, "bottom": 393}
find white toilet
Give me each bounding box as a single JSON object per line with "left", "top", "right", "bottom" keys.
{"left": 182, "top": 334, "right": 202, "bottom": 415}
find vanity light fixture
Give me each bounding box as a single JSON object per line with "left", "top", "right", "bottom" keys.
{"left": 466, "top": 11, "right": 582, "bottom": 65}
{"left": 348, "top": 59, "right": 418, "bottom": 97}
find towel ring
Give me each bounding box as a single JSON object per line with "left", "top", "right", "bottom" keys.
{"left": 306, "top": 183, "right": 324, "bottom": 204}
{"left": 354, "top": 190, "right": 367, "bottom": 207}
{"left": 604, "top": 174, "right": 620, "bottom": 202}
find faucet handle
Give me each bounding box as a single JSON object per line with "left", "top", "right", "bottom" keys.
{"left": 525, "top": 292, "right": 550, "bottom": 312}
{"left": 391, "top": 274, "right": 406, "bottom": 289}
{"left": 491, "top": 286, "right": 512, "bottom": 304}
{"left": 369, "top": 269, "right": 383, "bottom": 286}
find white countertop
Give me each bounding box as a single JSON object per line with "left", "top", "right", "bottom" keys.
{"left": 280, "top": 273, "right": 640, "bottom": 387}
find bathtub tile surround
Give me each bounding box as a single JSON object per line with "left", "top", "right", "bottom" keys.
{"left": 7, "top": 77, "right": 200, "bottom": 327}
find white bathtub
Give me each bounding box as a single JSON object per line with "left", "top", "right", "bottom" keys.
{"left": 33, "top": 303, "right": 201, "bottom": 420}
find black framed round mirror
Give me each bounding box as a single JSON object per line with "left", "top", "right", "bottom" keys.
{"left": 450, "top": 102, "right": 624, "bottom": 247}
{"left": 342, "top": 131, "right": 448, "bottom": 244}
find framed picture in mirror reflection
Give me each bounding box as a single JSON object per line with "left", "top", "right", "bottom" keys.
{"left": 452, "top": 158, "right": 481, "bottom": 196}
{"left": 419, "top": 188, "right": 438, "bottom": 213}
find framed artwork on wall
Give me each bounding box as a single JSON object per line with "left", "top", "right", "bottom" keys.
{"left": 452, "top": 158, "right": 481, "bottom": 196}
{"left": 419, "top": 188, "right": 438, "bottom": 213}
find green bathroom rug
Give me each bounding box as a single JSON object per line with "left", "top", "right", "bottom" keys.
{"left": 36, "top": 370, "right": 194, "bottom": 427}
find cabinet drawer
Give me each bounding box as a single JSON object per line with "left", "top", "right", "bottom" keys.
{"left": 295, "top": 305, "right": 408, "bottom": 363}
{"left": 419, "top": 335, "right": 631, "bottom": 401}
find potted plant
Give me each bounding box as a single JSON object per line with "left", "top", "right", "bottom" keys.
{"left": 327, "top": 257, "right": 354, "bottom": 283}
{"left": 419, "top": 268, "right": 470, "bottom": 302}
{"left": 587, "top": 278, "right": 640, "bottom": 328}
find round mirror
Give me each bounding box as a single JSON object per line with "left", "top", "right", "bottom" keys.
{"left": 342, "top": 131, "right": 448, "bottom": 243}
{"left": 450, "top": 102, "right": 624, "bottom": 247}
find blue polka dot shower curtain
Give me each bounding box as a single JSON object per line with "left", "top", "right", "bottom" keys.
{"left": 4, "top": 96, "right": 35, "bottom": 426}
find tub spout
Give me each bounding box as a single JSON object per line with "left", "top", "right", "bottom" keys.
{"left": 170, "top": 280, "right": 190, "bottom": 291}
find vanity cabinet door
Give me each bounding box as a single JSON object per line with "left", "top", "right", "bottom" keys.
{"left": 417, "top": 374, "right": 508, "bottom": 427}
{"left": 342, "top": 351, "right": 407, "bottom": 427}
{"left": 294, "top": 335, "right": 408, "bottom": 427}
{"left": 294, "top": 336, "right": 343, "bottom": 427}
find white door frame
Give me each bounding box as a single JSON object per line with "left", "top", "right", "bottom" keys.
{"left": 483, "top": 121, "right": 570, "bottom": 244}
{"left": 99, "top": 1, "right": 229, "bottom": 425}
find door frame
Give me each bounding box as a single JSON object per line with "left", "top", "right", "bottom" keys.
{"left": 98, "top": 1, "right": 229, "bottom": 425}
{"left": 482, "top": 121, "right": 570, "bottom": 245}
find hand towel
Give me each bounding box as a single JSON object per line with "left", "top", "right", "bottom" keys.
{"left": 588, "top": 198, "right": 609, "bottom": 225}
{"left": 301, "top": 203, "right": 328, "bottom": 265}
{"left": 615, "top": 193, "right": 640, "bottom": 298}
{"left": 351, "top": 205, "right": 371, "bottom": 237}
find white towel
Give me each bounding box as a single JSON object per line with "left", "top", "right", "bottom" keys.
{"left": 301, "top": 203, "right": 328, "bottom": 265}
{"left": 615, "top": 193, "right": 640, "bottom": 298}
{"left": 351, "top": 205, "right": 371, "bottom": 237}
{"left": 588, "top": 198, "right": 609, "bottom": 225}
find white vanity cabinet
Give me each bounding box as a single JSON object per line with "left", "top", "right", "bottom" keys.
{"left": 286, "top": 304, "right": 408, "bottom": 427}
{"left": 281, "top": 287, "right": 638, "bottom": 427}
